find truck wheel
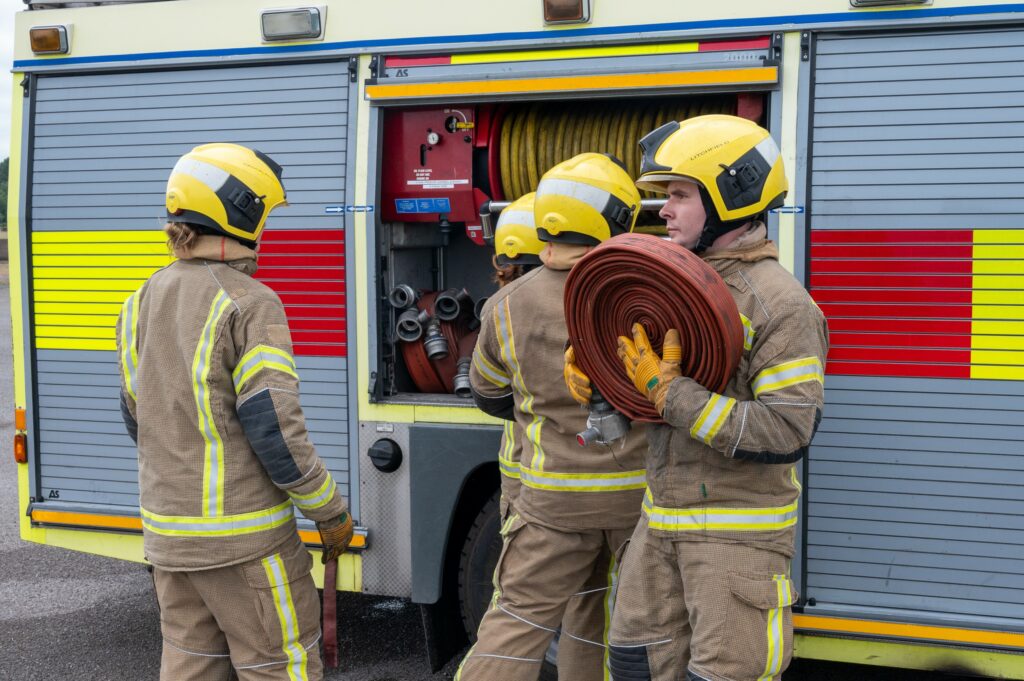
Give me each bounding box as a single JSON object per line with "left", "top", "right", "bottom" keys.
{"left": 457, "top": 490, "right": 558, "bottom": 681}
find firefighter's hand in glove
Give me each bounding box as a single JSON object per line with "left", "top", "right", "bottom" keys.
{"left": 564, "top": 345, "right": 593, "bottom": 406}
{"left": 617, "top": 325, "right": 682, "bottom": 414}
{"left": 317, "top": 512, "right": 354, "bottom": 564}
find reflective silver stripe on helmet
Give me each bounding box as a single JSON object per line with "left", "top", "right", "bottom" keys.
{"left": 536, "top": 178, "right": 614, "bottom": 214}
{"left": 755, "top": 137, "right": 781, "bottom": 167}
{"left": 173, "top": 157, "right": 230, "bottom": 193}
{"left": 496, "top": 209, "right": 535, "bottom": 229}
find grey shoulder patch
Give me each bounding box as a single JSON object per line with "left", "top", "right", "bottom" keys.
{"left": 238, "top": 389, "right": 303, "bottom": 485}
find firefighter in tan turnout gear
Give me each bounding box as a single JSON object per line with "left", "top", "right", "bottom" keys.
{"left": 458, "top": 153, "right": 649, "bottom": 681}
{"left": 115, "top": 143, "right": 352, "bottom": 681}
{"left": 566, "top": 116, "right": 829, "bottom": 681}
{"left": 486, "top": 193, "right": 623, "bottom": 680}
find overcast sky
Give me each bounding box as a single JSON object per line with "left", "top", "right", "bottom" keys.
{"left": 1, "top": 0, "right": 21, "bottom": 162}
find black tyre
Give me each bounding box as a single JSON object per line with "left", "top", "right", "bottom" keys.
{"left": 457, "top": 490, "right": 558, "bottom": 681}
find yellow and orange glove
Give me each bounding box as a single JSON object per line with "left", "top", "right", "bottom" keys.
{"left": 317, "top": 512, "right": 354, "bottom": 564}
{"left": 617, "top": 324, "right": 682, "bottom": 414}
{"left": 563, "top": 345, "right": 593, "bottom": 407}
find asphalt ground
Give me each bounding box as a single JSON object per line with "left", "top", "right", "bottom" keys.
{"left": 0, "top": 261, "right": 991, "bottom": 680}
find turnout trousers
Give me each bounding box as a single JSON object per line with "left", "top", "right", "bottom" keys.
{"left": 456, "top": 513, "right": 632, "bottom": 681}
{"left": 153, "top": 535, "right": 324, "bottom": 681}
{"left": 608, "top": 516, "right": 797, "bottom": 681}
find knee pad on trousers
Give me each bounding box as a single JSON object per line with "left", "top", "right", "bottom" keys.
{"left": 686, "top": 669, "right": 711, "bottom": 681}
{"left": 608, "top": 644, "right": 651, "bottom": 681}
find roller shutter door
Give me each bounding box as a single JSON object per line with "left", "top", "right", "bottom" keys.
{"left": 28, "top": 60, "right": 353, "bottom": 520}
{"left": 807, "top": 28, "right": 1024, "bottom": 628}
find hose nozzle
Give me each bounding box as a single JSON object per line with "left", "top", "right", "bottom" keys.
{"left": 453, "top": 357, "right": 472, "bottom": 398}
{"left": 396, "top": 308, "right": 430, "bottom": 342}
{"left": 388, "top": 284, "right": 419, "bottom": 310}
{"left": 436, "top": 288, "right": 472, "bottom": 321}
{"left": 423, "top": 317, "right": 449, "bottom": 359}
{"left": 576, "top": 388, "right": 631, "bottom": 447}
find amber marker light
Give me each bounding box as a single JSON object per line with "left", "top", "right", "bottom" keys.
{"left": 14, "top": 435, "right": 27, "bottom": 464}
{"left": 29, "top": 25, "right": 70, "bottom": 55}
{"left": 543, "top": 0, "right": 591, "bottom": 24}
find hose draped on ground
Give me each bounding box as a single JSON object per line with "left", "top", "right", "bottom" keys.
{"left": 564, "top": 234, "right": 745, "bottom": 423}
{"left": 497, "top": 96, "right": 735, "bottom": 200}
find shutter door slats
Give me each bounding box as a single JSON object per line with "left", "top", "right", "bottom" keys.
{"left": 30, "top": 61, "right": 353, "bottom": 519}
{"left": 815, "top": 74, "right": 1024, "bottom": 98}
{"left": 813, "top": 432, "right": 1022, "bottom": 457}
{"left": 807, "top": 29, "right": 1024, "bottom": 629}
{"left": 813, "top": 490, "right": 1024, "bottom": 516}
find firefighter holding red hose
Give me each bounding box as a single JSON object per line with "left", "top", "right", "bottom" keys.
{"left": 565, "top": 115, "right": 830, "bottom": 681}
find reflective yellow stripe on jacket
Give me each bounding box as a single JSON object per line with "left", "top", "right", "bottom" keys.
{"left": 520, "top": 465, "right": 646, "bottom": 492}
{"left": 119, "top": 290, "right": 141, "bottom": 400}
{"left": 739, "top": 313, "right": 756, "bottom": 351}
{"left": 690, "top": 394, "right": 736, "bottom": 444}
{"left": 498, "top": 421, "right": 520, "bottom": 479}
{"left": 494, "top": 298, "right": 547, "bottom": 470}
{"left": 193, "top": 290, "right": 234, "bottom": 517}
{"left": 140, "top": 500, "right": 294, "bottom": 537}
{"left": 233, "top": 344, "right": 298, "bottom": 394}
{"left": 263, "top": 552, "right": 310, "bottom": 681}
{"left": 642, "top": 489, "right": 798, "bottom": 532}
{"left": 751, "top": 356, "right": 823, "bottom": 398}
{"left": 288, "top": 475, "right": 337, "bottom": 513}
{"left": 473, "top": 349, "right": 511, "bottom": 388}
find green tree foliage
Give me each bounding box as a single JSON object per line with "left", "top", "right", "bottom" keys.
{"left": 0, "top": 157, "right": 9, "bottom": 230}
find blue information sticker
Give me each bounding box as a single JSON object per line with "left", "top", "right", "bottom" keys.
{"left": 395, "top": 197, "right": 452, "bottom": 214}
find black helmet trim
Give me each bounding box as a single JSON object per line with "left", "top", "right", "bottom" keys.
{"left": 169, "top": 209, "right": 257, "bottom": 246}
{"left": 600, "top": 152, "right": 629, "bottom": 172}
{"left": 536, "top": 226, "right": 601, "bottom": 247}
{"left": 496, "top": 252, "right": 543, "bottom": 266}
{"left": 715, "top": 145, "right": 774, "bottom": 213}
{"left": 252, "top": 148, "right": 284, "bottom": 182}
{"left": 638, "top": 121, "right": 680, "bottom": 176}
{"left": 219, "top": 174, "right": 267, "bottom": 235}
{"left": 694, "top": 185, "right": 747, "bottom": 254}
{"left": 603, "top": 192, "right": 636, "bottom": 236}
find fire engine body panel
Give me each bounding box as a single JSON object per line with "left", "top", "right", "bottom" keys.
{"left": 7, "top": 0, "right": 1024, "bottom": 676}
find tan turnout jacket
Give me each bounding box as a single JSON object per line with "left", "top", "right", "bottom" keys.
{"left": 646, "top": 226, "right": 829, "bottom": 555}
{"left": 470, "top": 246, "right": 647, "bottom": 531}
{"left": 116, "top": 235, "right": 346, "bottom": 570}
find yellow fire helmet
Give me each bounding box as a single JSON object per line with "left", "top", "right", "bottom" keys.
{"left": 534, "top": 152, "right": 641, "bottom": 246}
{"left": 637, "top": 115, "right": 787, "bottom": 252}
{"left": 494, "top": 193, "right": 544, "bottom": 266}
{"left": 166, "top": 143, "right": 287, "bottom": 245}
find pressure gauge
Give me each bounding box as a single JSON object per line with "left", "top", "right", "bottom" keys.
{"left": 426, "top": 131, "right": 441, "bottom": 145}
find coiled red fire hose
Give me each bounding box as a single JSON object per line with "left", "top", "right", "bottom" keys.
{"left": 564, "top": 233, "right": 745, "bottom": 423}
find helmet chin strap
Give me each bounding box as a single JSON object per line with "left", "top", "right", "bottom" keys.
{"left": 693, "top": 185, "right": 744, "bottom": 253}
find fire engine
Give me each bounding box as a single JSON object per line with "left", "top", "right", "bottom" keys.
{"left": 7, "top": 0, "right": 1024, "bottom": 676}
